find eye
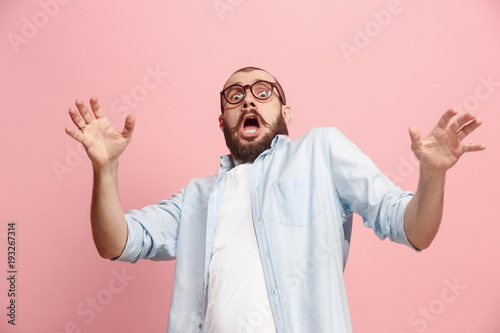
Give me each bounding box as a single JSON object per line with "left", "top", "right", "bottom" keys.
{"left": 230, "top": 94, "right": 243, "bottom": 102}
{"left": 226, "top": 86, "right": 245, "bottom": 103}
{"left": 256, "top": 90, "right": 269, "bottom": 98}
{"left": 253, "top": 82, "right": 273, "bottom": 99}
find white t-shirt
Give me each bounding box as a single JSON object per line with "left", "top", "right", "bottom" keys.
{"left": 204, "top": 163, "right": 276, "bottom": 333}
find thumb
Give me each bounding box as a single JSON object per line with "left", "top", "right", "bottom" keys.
{"left": 408, "top": 125, "right": 420, "bottom": 147}
{"left": 122, "top": 114, "right": 136, "bottom": 140}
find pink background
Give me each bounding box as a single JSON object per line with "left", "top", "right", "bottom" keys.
{"left": 1, "top": 1, "right": 499, "bottom": 332}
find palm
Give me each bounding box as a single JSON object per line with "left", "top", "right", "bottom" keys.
{"left": 82, "top": 118, "right": 130, "bottom": 166}
{"left": 409, "top": 109, "right": 485, "bottom": 173}
{"left": 65, "top": 97, "right": 135, "bottom": 169}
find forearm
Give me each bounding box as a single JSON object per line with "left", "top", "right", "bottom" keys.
{"left": 403, "top": 166, "right": 446, "bottom": 250}
{"left": 91, "top": 161, "right": 128, "bottom": 259}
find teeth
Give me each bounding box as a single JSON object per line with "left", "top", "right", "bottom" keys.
{"left": 244, "top": 129, "right": 257, "bottom": 134}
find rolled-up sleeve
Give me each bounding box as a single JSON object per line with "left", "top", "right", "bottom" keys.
{"left": 111, "top": 188, "right": 185, "bottom": 263}
{"left": 325, "top": 127, "right": 421, "bottom": 252}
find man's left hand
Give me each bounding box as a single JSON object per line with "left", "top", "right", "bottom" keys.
{"left": 409, "top": 108, "right": 486, "bottom": 173}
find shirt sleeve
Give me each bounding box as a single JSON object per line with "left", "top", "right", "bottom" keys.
{"left": 324, "top": 127, "right": 421, "bottom": 252}
{"left": 111, "top": 188, "right": 185, "bottom": 263}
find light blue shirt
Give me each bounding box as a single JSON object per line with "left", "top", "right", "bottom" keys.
{"left": 113, "top": 127, "right": 420, "bottom": 333}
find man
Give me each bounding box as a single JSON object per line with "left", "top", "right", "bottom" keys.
{"left": 65, "top": 67, "right": 485, "bottom": 333}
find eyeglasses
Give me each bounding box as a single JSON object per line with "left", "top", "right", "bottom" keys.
{"left": 220, "top": 80, "right": 285, "bottom": 112}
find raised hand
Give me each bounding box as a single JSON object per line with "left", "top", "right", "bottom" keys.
{"left": 65, "top": 96, "right": 135, "bottom": 170}
{"left": 408, "top": 108, "right": 486, "bottom": 173}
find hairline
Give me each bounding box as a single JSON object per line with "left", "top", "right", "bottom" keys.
{"left": 223, "top": 68, "right": 276, "bottom": 90}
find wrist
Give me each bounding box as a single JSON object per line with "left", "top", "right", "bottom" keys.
{"left": 419, "top": 163, "right": 446, "bottom": 185}
{"left": 92, "top": 160, "right": 119, "bottom": 176}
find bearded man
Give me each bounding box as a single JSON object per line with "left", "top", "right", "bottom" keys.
{"left": 65, "top": 67, "right": 485, "bottom": 333}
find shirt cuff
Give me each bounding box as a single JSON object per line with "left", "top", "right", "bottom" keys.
{"left": 109, "top": 215, "right": 139, "bottom": 262}
{"left": 397, "top": 192, "right": 422, "bottom": 253}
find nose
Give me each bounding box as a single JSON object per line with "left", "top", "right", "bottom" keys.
{"left": 241, "top": 86, "right": 257, "bottom": 110}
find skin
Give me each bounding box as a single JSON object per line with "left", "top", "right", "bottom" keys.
{"left": 403, "top": 109, "right": 485, "bottom": 249}
{"left": 65, "top": 70, "right": 485, "bottom": 257}
{"left": 65, "top": 97, "right": 133, "bottom": 258}
{"left": 219, "top": 70, "right": 293, "bottom": 147}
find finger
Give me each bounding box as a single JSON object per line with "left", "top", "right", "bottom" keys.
{"left": 408, "top": 125, "right": 421, "bottom": 147}
{"left": 68, "top": 107, "right": 87, "bottom": 130}
{"left": 65, "top": 126, "right": 85, "bottom": 143}
{"left": 90, "top": 96, "right": 105, "bottom": 119}
{"left": 75, "top": 99, "right": 95, "bottom": 124}
{"left": 122, "top": 114, "right": 136, "bottom": 140}
{"left": 437, "top": 108, "right": 459, "bottom": 129}
{"left": 463, "top": 143, "right": 486, "bottom": 153}
{"left": 457, "top": 117, "right": 482, "bottom": 141}
{"left": 450, "top": 112, "right": 476, "bottom": 132}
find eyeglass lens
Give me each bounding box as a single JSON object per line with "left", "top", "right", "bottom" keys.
{"left": 225, "top": 81, "right": 273, "bottom": 104}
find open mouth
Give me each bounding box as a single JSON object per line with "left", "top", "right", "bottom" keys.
{"left": 240, "top": 115, "right": 261, "bottom": 138}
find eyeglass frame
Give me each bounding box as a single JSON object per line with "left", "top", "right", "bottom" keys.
{"left": 220, "top": 80, "right": 286, "bottom": 113}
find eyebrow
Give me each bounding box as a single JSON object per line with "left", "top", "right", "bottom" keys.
{"left": 230, "top": 80, "right": 257, "bottom": 86}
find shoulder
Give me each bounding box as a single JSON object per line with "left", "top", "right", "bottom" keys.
{"left": 275, "top": 127, "right": 353, "bottom": 161}
{"left": 293, "top": 127, "right": 350, "bottom": 146}
{"left": 186, "top": 174, "right": 218, "bottom": 191}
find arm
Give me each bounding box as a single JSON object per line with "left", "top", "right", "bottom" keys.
{"left": 65, "top": 97, "right": 136, "bottom": 259}
{"left": 325, "top": 128, "right": 415, "bottom": 249}
{"left": 403, "top": 109, "right": 485, "bottom": 250}
{"left": 91, "top": 161, "right": 128, "bottom": 259}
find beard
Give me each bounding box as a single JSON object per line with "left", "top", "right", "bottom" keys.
{"left": 223, "top": 110, "right": 289, "bottom": 164}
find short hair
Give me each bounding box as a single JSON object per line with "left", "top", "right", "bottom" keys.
{"left": 220, "top": 66, "right": 287, "bottom": 113}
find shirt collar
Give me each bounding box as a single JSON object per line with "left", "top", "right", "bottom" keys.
{"left": 270, "top": 134, "right": 290, "bottom": 151}
{"left": 219, "top": 134, "right": 291, "bottom": 169}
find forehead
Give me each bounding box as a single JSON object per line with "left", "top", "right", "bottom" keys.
{"left": 223, "top": 70, "right": 275, "bottom": 90}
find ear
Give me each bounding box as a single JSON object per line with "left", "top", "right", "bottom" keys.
{"left": 218, "top": 114, "right": 224, "bottom": 132}
{"left": 281, "top": 105, "right": 294, "bottom": 125}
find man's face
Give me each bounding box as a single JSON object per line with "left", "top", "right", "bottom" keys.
{"left": 219, "top": 70, "right": 293, "bottom": 163}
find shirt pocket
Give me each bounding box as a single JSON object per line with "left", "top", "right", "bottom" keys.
{"left": 273, "top": 174, "right": 321, "bottom": 227}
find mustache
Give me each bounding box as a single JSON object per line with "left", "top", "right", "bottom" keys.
{"left": 230, "top": 109, "right": 270, "bottom": 131}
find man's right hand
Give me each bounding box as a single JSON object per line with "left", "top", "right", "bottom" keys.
{"left": 65, "top": 96, "right": 133, "bottom": 259}
{"left": 65, "top": 96, "right": 135, "bottom": 170}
